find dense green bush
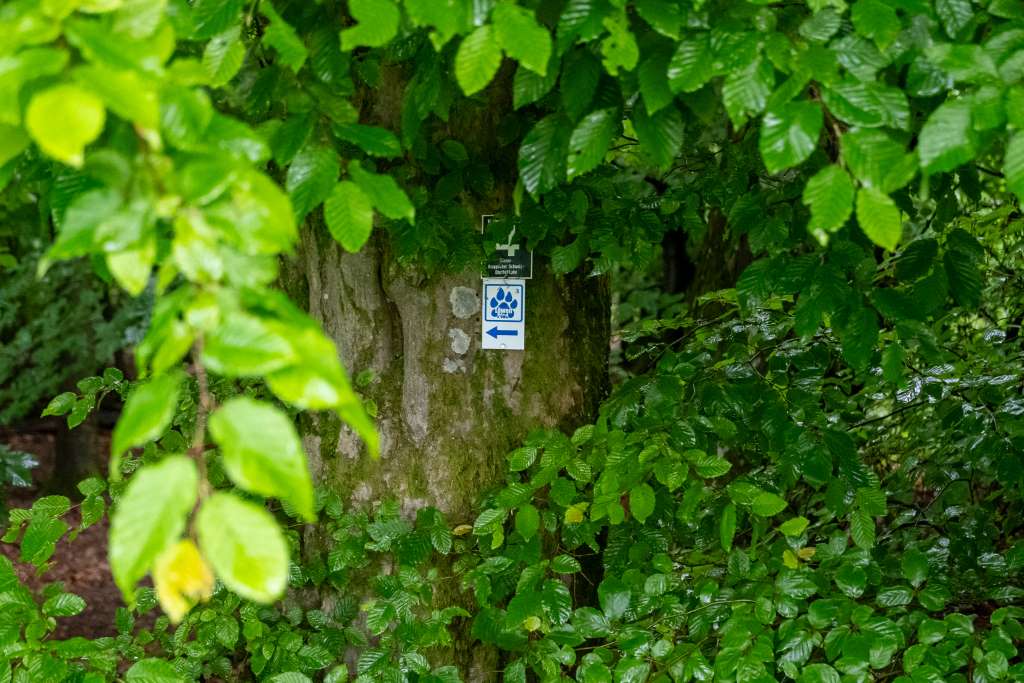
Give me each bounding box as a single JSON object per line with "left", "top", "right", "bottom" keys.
{"left": 7, "top": 210, "right": 1024, "bottom": 681}
{"left": 3, "top": 0, "right": 1024, "bottom": 681}
{"left": 0, "top": 254, "right": 148, "bottom": 426}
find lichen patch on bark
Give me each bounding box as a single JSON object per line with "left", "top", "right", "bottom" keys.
{"left": 448, "top": 328, "right": 471, "bottom": 355}
{"left": 449, "top": 286, "right": 479, "bottom": 319}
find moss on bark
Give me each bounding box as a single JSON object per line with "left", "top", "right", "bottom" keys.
{"left": 281, "top": 220, "right": 609, "bottom": 677}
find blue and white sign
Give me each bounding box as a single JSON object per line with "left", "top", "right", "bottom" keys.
{"left": 481, "top": 278, "right": 525, "bottom": 350}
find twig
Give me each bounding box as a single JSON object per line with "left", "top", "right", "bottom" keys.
{"left": 190, "top": 338, "right": 212, "bottom": 499}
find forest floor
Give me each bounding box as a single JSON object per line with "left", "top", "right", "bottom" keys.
{"left": 0, "top": 430, "right": 125, "bottom": 640}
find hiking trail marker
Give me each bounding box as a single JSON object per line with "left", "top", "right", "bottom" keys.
{"left": 481, "top": 279, "right": 525, "bottom": 350}
{"left": 481, "top": 215, "right": 530, "bottom": 350}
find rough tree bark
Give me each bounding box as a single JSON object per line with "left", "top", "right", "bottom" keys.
{"left": 278, "top": 69, "right": 611, "bottom": 679}
{"left": 283, "top": 224, "right": 609, "bottom": 678}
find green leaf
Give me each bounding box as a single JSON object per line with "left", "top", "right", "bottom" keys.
{"left": 694, "top": 454, "right": 732, "bottom": 478}
{"left": 43, "top": 593, "right": 86, "bottom": 617}
{"left": 615, "top": 658, "right": 650, "bottom": 683}
{"left": 800, "top": 664, "right": 840, "bottom": 683}
{"left": 822, "top": 81, "right": 910, "bottom": 130}
{"left": 160, "top": 86, "right": 213, "bottom": 150}
{"left": 944, "top": 245, "right": 983, "bottom": 308}
{"left": 629, "top": 483, "right": 656, "bottom": 523}
{"left": 751, "top": 491, "right": 788, "bottom": 517}
{"left": 340, "top": 0, "right": 400, "bottom": 51}
{"left": 856, "top": 187, "right": 902, "bottom": 251}
{"left": 851, "top": 0, "right": 900, "bottom": 49}
{"left": 780, "top": 516, "right": 810, "bottom": 536}
{"left": 561, "top": 50, "right": 601, "bottom": 121}
{"left": 26, "top": 84, "right": 105, "bottom": 167}
{"left": 580, "top": 661, "right": 612, "bottom": 683}
{"left": 508, "top": 447, "right": 538, "bottom": 472}
{"left": 759, "top": 101, "right": 822, "bottom": 174}
{"left": 126, "top": 658, "right": 187, "bottom": 682}
{"left": 267, "top": 674, "right": 313, "bottom": 683}
{"left": 635, "top": 0, "right": 681, "bottom": 38}
{"left": 107, "top": 238, "right": 156, "bottom": 296}
{"left": 33, "top": 495, "right": 71, "bottom": 518}
{"left": 720, "top": 503, "right": 737, "bottom": 552}
{"left": 191, "top": 0, "right": 245, "bottom": 39}
{"left": 272, "top": 115, "right": 314, "bottom": 165}
{"left": 0, "top": 123, "right": 29, "bottom": 168}
{"left": 513, "top": 62, "right": 558, "bottom": 110}
{"left": 197, "top": 492, "right": 289, "bottom": 603}
{"left": 260, "top": 1, "right": 307, "bottom": 71}
{"left": 567, "top": 108, "right": 619, "bottom": 180}
{"left": 849, "top": 507, "right": 876, "bottom": 549}
{"left": 20, "top": 516, "right": 67, "bottom": 567}
{"left": 633, "top": 101, "right": 684, "bottom": 170}
{"left": 264, "top": 323, "right": 379, "bottom": 458}
{"left": 456, "top": 25, "right": 503, "bottom": 96}
{"left": 333, "top": 123, "right": 402, "bottom": 158}
{"left": 841, "top": 129, "right": 917, "bottom": 193}
{"left": 918, "top": 100, "right": 977, "bottom": 174}
{"left": 474, "top": 507, "right": 506, "bottom": 534}
{"left": 723, "top": 57, "right": 774, "bottom": 127}
{"left": 324, "top": 181, "right": 374, "bottom": 252}
{"left": 203, "top": 311, "right": 296, "bottom": 377}
{"left": 551, "top": 554, "right": 582, "bottom": 573}
{"left": 598, "top": 577, "right": 630, "bottom": 620}
{"left": 209, "top": 397, "right": 315, "bottom": 522}
{"left": 286, "top": 144, "right": 340, "bottom": 220}
{"left": 348, "top": 160, "right": 414, "bottom": 222}
{"left": 638, "top": 49, "right": 674, "bottom": 115}
{"left": 919, "top": 584, "right": 951, "bottom": 611}
{"left": 111, "top": 373, "right": 182, "bottom": 464}
{"left": 73, "top": 64, "right": 159, "bottom": 131}
{"left": 556, "top": 0, "right": 611, "bottom": 51}
{"left": 802, "top": 165, "right": 854, "bottom": 239}
{"left": 918, "top": 618, "right": 947, "bottom": 644}
{"left": 799, "top": 9, "right": 842, "bottom": 42}
{"left": 877, "top": 585, "right": 913, "bottom": 606}
{"left": 514, "top": 504, "right": 540, "bottom": 539}
{"left": 841, "top": 305, "right": 879, "bottom": 371}
{"left": 668, "top": 33, "right": 713, "bottom": 93}
{"left": 519, "top": 114, "right": 572, "bottom": 196}
{"left": 835, "top": 563, "right": 867, "bottom": 597}
{"left": 493, "top": 4, "right": 551, "bottom": 76}
{"left": 600, "top": 12, "right": 638, "bottom": 75}
{"left": 936, "top": 0, "right": 974, "bottom": 37}
{"left": 404, "top": 0, "right": 466, "bottom": 47}
{"left": 109, "top": 456, "right": 198, "bottom": 597}
{"left": 203, "top": 26, "right": 246, "bottom": 87}
{"left": 41, "top": 392, "right": 77, "bottom": 418}
{"left": 1004, "top": 132, "right": 1024, "bottom": 205}
{"left": 902, "top": 548, "right": 929, "bottom": 588}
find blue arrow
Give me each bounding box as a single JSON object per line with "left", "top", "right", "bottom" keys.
{"left": 486, "top": 326, "right": 518, "bottom": 338}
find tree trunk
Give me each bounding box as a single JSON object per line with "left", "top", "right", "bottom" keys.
{"left": 283, "top": 219, "right": 610, "bottom": 678}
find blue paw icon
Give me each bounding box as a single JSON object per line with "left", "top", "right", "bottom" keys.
{"left": 484, "top": 284, "right": 523, "bottom": 323}
{"left": 489, "top": 287, "right": 518, "bottom": 319}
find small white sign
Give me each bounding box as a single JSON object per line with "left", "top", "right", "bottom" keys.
{"left": 481, "top": 278, "right": 525, "bottom": 350}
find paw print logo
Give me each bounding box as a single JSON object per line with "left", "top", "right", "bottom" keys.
{"left": 488, "top": 287, "right": 519, "bottom": 320}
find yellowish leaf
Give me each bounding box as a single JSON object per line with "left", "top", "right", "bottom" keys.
{"left": 798, "top": 546, "right": 816, "bottom": 561}
{"left": 523, "top": 616, "right": 542, "bottom": 631}
{"left": 783, "top": 549, "right": 799, "bottom": 569}
{"left": 565, "top": 505, "right": 586, "bottom": 524}
{"left": 154, "top": 539, "right": 214, "bottom": 623}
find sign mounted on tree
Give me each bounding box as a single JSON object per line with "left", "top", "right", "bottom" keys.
{"left": 482, "top": 214, "right": 533, "bottom": 279}
{"left": 481, "top": 279, "right": 525, "bottom": 351}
